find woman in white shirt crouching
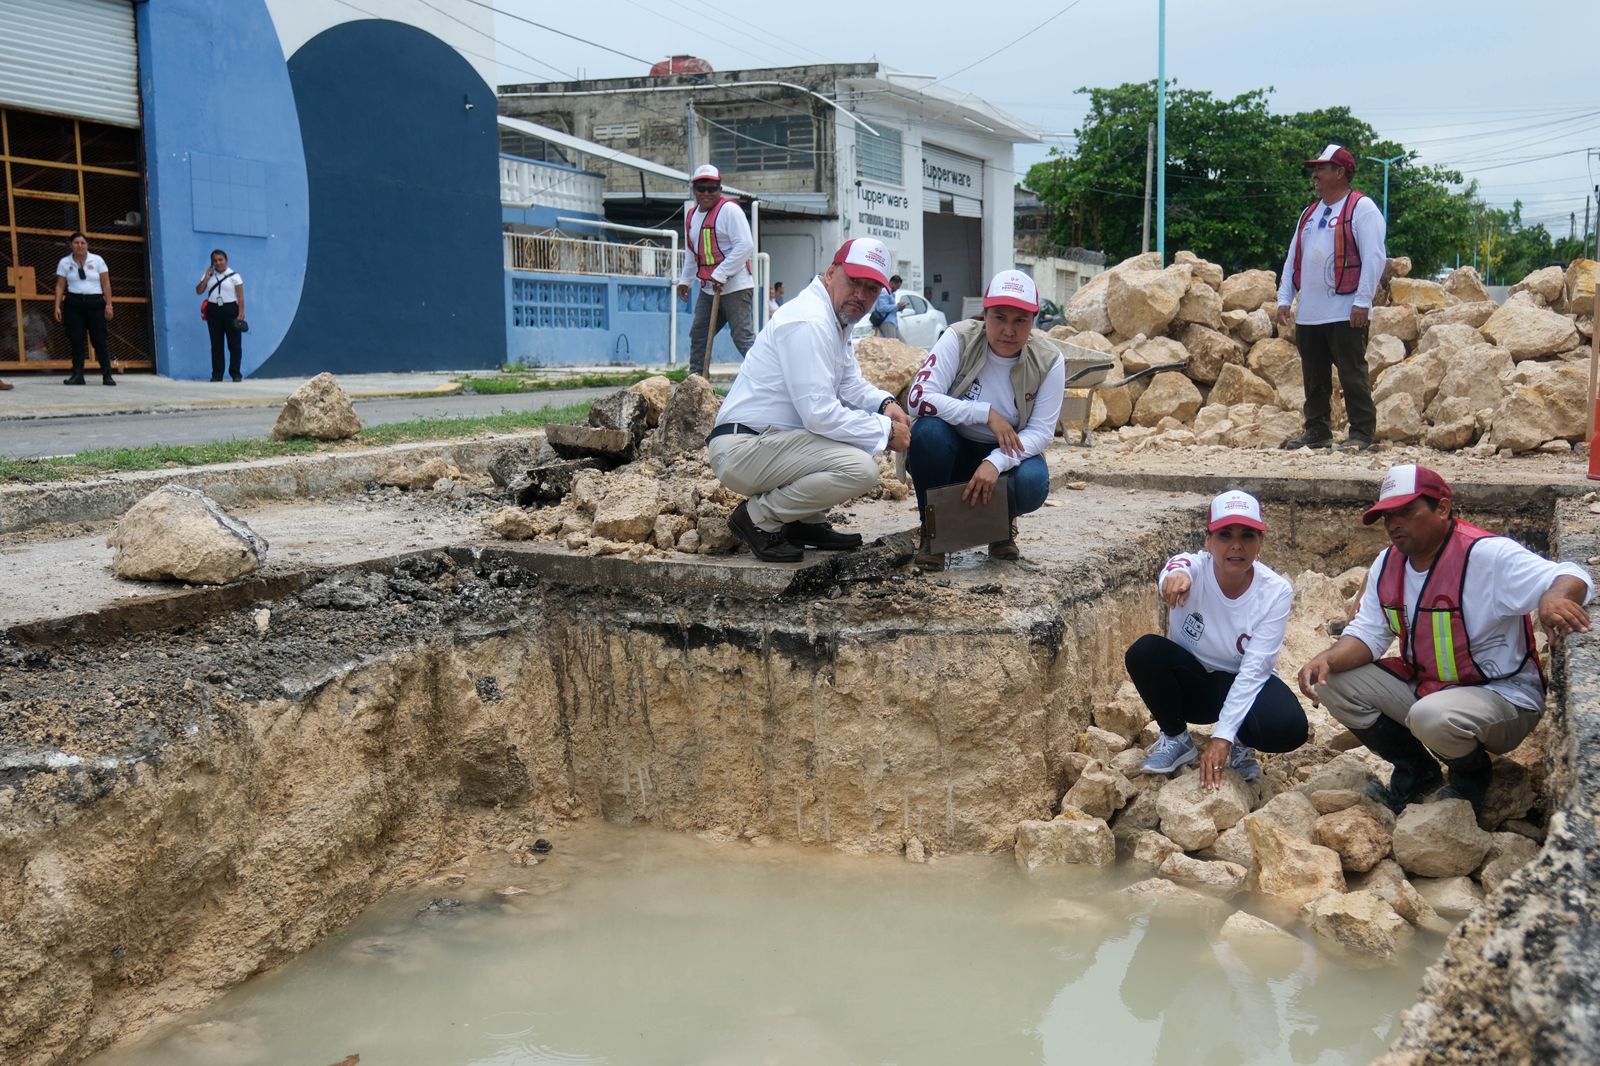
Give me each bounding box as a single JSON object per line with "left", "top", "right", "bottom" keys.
{"left": 1125, "top": 490, "right": 1307, "bottom": 790}
{"left": 196, "top": 249, "right": 246, "bottom": 381}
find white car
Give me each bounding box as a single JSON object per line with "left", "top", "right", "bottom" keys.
{"left": 850, "top": 289, "right": 948, "bottom": 350}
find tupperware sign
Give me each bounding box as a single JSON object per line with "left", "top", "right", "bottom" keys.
{"left": 855, "top": 184, "right": 914, "bottom": 242}
{"left": 922, "top": 152, "right": 982, "bottom": 194}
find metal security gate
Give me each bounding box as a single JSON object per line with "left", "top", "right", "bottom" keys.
{"left": 0, "top": 0, "right": 141, "bottom": 128}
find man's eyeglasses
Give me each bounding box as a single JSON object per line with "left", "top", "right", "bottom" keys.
{"left": 693, "top": 183, "right": 720, "bottom": 193}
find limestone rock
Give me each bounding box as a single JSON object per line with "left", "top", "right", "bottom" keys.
{"left": 1219, "top": 910, "right": 1300, "bottom": 946}
{"left": 1392, "top": 799, "right": 1492, "bottom": 877}
{"left": 654, "top": 375, "right": 721, "bottom": 456}
{"left": 1421, "top": 399, "right": 1478, "bottom": 451}
{"left": 1181, "top": 323, "right": 1246, "bottom": 385}
{"left": 1565, "top": 258, "right": 1598, "bottom": 315}
{"left": 1388, "top": 256, "right": 1412, "bottom": 279}
{"left": 1510, "top": 264, "right": 1565, "bottom": 303}
{"left": 1426, "top": 342, "right": 1511, "bottom": 419}
{"left": 1206, "top": 822, "right": 1256, "bottom": 870}
{"left": 854, "top": 336, "right": 926, "bottom": 397}
{"left": 107, "top": 484, "right": 268, "bottom": 585}
{"left": 1062, "top": 762, "right": 1137, "bottom": 821}
{"left": 1415, "top": 321, "right": 1484, "bottom": 360}
{"left": 1077, "top": 725, "right": 1130, "bottom": 763}
{"left": 1480, "top": 758, "right": 1539, "bottom": 830}
{"left": 1442, "top": 266, "right": 1491, "bottom": 304}
{"left": 1070, "top": 330, "right": 1115, "bottom": 354}
{"left": 486, "top": 506, "right": 538, "bottom": 540}
{"left": 1093, "top": 681, "right": 1149, "bottom": 741}
{"left": 1220, "top": 269, "right": 1277, "bottom": 312}
{"left": 1121, "top": 336, "right": 1189, "bottom": 381}
{"left": 1110, "top": 790, "right": 1164, "bottom": 847}
{"left": 1247, "top": 820, "right": 1345, "bottom": 909}
{"left": 1373, "top": 350, "right": 1447, "bottom": 411}
{"left": 653, "top": 513, "right": 693, "bottom": 551}
{"left": 1420, "top": 301, "right": 1497, "bottom": 332}
{"left": 1117, "top": 877, "right": 1215, "bottom": 908}
{"left": 1480, "top": 301, "right": 1580, "bottom": 361}
{"left": 1491, "top": 362, "right": 1587, "bottom": 452}
{"left": 1175, "top": 281, "right": 1223, "bottom": 329}
{"left": 1374, "top": 392, "right": 1425, "bottom": 444}
{"left": 1174, "top": 251, "right": 1224, "bottom": 290}
{"left": 1389, "top": 278, "right": 1447, "bottom": 313}
{"left": 1297, "top": 751, "right": 1380, "bottom": 795}
{"left": 271, "top": 372, "right": 361, "bottom": 440}
{"left": 1208, "top": 363, "right": 1277, "bottom": 407}
{"left": 1302, "top": 890, "right": 1411, "bottom": 958}
{"left": 1235, "top": 308, "right": 1275, "bottom": 345}
{"left": 1411, "top": 874, "right": 1484, "bottom": 920}
{"left": 377, "top": 456, "right": 462, "bottom": 490}
{"left": 589, "top": 474, "right": 662, "bottom": 543}
{"left": 1247, "top": 337, "right": 1301, "bottom": 392}
{"left": 1132, "top": 372, "right": 1202, "bottom": 426}
{"left": 1065, "top": 278, "right": 1113, "bottom": 335}
{"left": 1158, "top": 852, "right": 1247, "bottom": 895}
{"left": 1370, "top": 305, "right": 1419, "bottom": 343}
{"left": 1106, "top": 267, "right": 1187, "bottom": 339}
{"left": 696, "top": 515, "right": 737, "bottom": 553}
{"left": 627, "top": 375, "right": 674, "bottom": 427}
{"left": 1156, "top": 770, "right": 1253, "bottom": 851}
{"left": 1014, "top": 809, "right": 1115, "bottom": 869}
{"left": 1312, "top": 807, "right": 1393, "bottom": 873}
{"left": 1129, "top": 830, "right": 1183, "bottom": 869}
{"left": 1310, "top": 789, "right": 1362, "bottom": 813}
{"left": 1477, "top": 832, "right": 1539, "bottom": 891}
{"left": 1365, "top": 334, "right": 1407, "bottom": 376}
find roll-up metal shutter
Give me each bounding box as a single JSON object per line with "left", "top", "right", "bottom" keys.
{"left": 0, "top": 0, "right": 140, "bottom": 128}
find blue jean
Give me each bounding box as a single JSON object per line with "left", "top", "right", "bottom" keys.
{"left": 905, "top": 416, "right": 1049, "bottom": 521}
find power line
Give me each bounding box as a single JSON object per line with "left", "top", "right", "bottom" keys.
{"left": 928, "top": 0, "right": 1087, "bottom": 88}
{"left": 452, "top": 0, "right": 656, "bottom": 66}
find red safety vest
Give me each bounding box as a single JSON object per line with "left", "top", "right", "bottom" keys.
{"left": 1291, "top": 190, "right": 1366, "bottom": 295}
{"left": 1375, "top": 519, "right": 1543, "bottom": 698}
{"left": 686, "top": 197, "right": 750, "bottom": 283}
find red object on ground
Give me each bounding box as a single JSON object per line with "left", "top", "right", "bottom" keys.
{"left": 1589, "top": 388, "right": 1600, "bottom": 480}
{"left": 650, "top": 55, "right": 713, "bottom": 77}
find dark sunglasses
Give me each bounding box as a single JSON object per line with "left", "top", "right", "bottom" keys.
{"left": 693, "top": 182, "right": 721, "bottom": 192}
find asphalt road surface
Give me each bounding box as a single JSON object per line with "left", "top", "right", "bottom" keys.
{"left": 3, "top": 388, "right": 617, "bottom": 459}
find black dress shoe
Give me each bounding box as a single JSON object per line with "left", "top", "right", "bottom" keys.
{"left": 210, "top": 376, "right": 224, "bottom": 382}
{"left": 231, "top": 375, "right": 243, "bottom": 382}
{"left": 730, "top": 502, "right": 803, "bottom": 562}
{"left": 784, "top": 520, "right": 863, "bottom": 551}
{"left": 101, "top": 376, "right": 116, "bottom": 386}
{"left": 63, "top": 374, "right": 86, "bottom": 385}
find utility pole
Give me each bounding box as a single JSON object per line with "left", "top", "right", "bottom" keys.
{"left": 1586, "top": 194, "right": 1593, "bottom": 261}
{"left": 686, "top": 100, "right": 698, "bottom": 174}
{"left": 1364, "top": 153, "right": 1405, "bottom": 223}
{"left": 1155, "top": 0, "right": 1167, "bottom": 264}
{"left": 1142, "top": 123, "right": 1155, "bottom": 254}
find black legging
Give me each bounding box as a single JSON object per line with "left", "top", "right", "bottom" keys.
{"left": 1124, "top": 633, "right": 1308, "bottom": 752}
{"left": 207, "top": 302, "right": 243, "bottom": 379}
{"left": 62, "top": 293, "right": 112, "bottom": 376}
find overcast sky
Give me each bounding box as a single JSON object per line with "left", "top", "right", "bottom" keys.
{"left": 491, "top": 0, "right": 1600, "bottom": 241}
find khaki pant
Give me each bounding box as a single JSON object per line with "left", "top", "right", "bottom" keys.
{"left": 708, "top": 428, "right": 879, "bottom": 532}
{"left": 1317, "top": 663, "right": 1540, "bottom": 759}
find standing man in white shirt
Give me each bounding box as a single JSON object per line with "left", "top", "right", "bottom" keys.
{"left": 707, "top": 238, "right": 911, "bottom": 563}
{"left": 1298, "top": 465, "right": 1594, "bottom": 813}
{"left": 1275, "top": 145, "right": 1386, "bottom": 451}
{"left": 676, "top": 165, "right": 755, "bottom": 376}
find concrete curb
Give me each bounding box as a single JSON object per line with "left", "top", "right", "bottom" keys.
{"left": 0, "top": 381, "right": 465, "bottom": 422}
{"left": 1, "top": 432, "right": 538, "bottom": 535}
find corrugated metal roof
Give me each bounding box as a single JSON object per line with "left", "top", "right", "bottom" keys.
{"left": 0, "top": 0, "right": 140, "bottom": 129}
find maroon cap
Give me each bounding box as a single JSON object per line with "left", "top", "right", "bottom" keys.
{"left": 1362, "top": 464, "right": 1452, "bottom": 525}
{"left": 1304, "top": 143, "right": 1357, "bottom": 174}
{"left": 831, "top": 238, "right": 892, "bottom": 290}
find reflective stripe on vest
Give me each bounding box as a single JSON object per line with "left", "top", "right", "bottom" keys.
{"left": 1291, "top": 190, "right": 1365, "bottom": 296}
{"left": 1374, "top": 519, "right": 1542, "bottom": 697}
{"left": 688, "top": 197, "right": 732, "bottom": 283}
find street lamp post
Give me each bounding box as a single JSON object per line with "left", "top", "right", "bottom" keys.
{"left": 1365, "top": 153, "right": 1405, "bottom": 223}
{"left": 1155, "top": 0, "right": 1166, "bottom": 263}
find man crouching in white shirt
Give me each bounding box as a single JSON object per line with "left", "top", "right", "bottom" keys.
{"left": 706, "top": 238, "right": 911, "bottom": 563}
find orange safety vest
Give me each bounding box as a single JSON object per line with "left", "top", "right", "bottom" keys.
{"left": 1291, "top": 190, "right": 1366, "bottom": 296}
{"left": 685, "top": 197, "right": 750, "bottom": 283}
{"left": 1375, "top": 519, "right": 1544, "bottom": 698}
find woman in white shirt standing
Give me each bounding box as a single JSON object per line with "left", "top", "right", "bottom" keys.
{"left": 52, "top": 232, "right": 115, "bottom": 385}
{"left": 1125, "top": 490, "right": 1307, "bottom": 789}
{"left": 196, "top": 249, "right": 246, "bottom": 381}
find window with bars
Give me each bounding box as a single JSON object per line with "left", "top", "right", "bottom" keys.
{"left": 856, "top": 127, "right": 902, "bottom": 185}
{"left": 708, "top": 115, "right": 814, "bottom": 173}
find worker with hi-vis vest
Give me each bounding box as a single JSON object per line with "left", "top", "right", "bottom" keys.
{"left": 1298, "top": 465, "right": 1594, "bottom": 814}
{"left": 676, "top": 164, "right": 756, "bottom": 376}
{"left": 1276, "top": 144, "right": 1386, "bottom": 452}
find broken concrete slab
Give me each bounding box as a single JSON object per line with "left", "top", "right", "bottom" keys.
{"left": 544, "top": 423, "right": 636, "bottom": 462}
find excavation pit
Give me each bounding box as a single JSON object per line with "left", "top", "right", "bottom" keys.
{"left": 3, "top": 471, "right": 1597, "bottom": 1065}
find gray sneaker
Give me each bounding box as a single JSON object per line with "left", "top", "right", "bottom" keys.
{"left": 1141, "top": 731, "right": 1198, "bottom": 774}
{"left": 1228, "top": 743, "right": 1261, "bottom": 782}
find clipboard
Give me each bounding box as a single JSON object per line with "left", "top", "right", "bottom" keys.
{"left": 925, "top": 478, "right": 1010, "bottom": 554}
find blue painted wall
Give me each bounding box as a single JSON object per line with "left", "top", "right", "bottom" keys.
{"left": 254, "top": 20, "right": 503, "bottom": 377}
{"left": 504, "top": 271, "right": 745, "bottom": 367}
{"left": 135, "top": 0, "right": 310, "bottom": 380}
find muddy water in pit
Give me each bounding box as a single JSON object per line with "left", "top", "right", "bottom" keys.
{"left": 85, "top": 822, "right": 1433, "bottom": 1066}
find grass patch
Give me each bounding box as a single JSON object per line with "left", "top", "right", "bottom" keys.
{"left": 458, "top": 367, "right": 688, "bottom": 395}
{"left": 0, "top": 403, "right": 592, "bottom": 485}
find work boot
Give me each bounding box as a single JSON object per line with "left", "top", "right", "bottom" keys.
{"left": 101, "top": 374, "right": 116, "bottom": 386}
{"left": 914, "top": 525, "right": 945, "bottom": 572}
{"left": 728, "top": 501, "right": 803, "bottom": 563}
{"left": 783, "top": 520, "right": 862, "bottom": 551}
{"left": 989, "top": 521, "right": 1020, "bottom": 561}
{"left": 63, "top": 372, "right": 87, "bottom": 385}
{"left": 1280, "top": 433, "right": 1333, "bottom": 451}
{"left": 1436, "top": 745, "right": 1492, "bottom": 812}
{"left": 1350, "top": 716, "right": 1444, "bottom": 812}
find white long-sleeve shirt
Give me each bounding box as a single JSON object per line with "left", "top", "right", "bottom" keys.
{"left": 1343, "top": 535, "right": 1594, "bottom": 710}
{"left": 1161, "top": 551, "right": 1294, "bottom": 745}
{"left": 714, "top": 276, "right": 893, "bottom": 453}
{"left": 1275, "top": 191, "right": 1386, "bottom": 325}
{"left": 909, "top": 327, "right": 1065, "bottom": 474}
{"left": 678, "top": 198, "right": 754, "bottom": 295}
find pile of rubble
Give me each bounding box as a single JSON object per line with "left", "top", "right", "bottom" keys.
{"left": 1053, "top": 252, "right": 1599, "bottom": 455}
{"left": 483, "top": 374, "right": 911, "bottom": 557}
{"left": 1012, "top": 565, "right": 1548, "bottom": 960}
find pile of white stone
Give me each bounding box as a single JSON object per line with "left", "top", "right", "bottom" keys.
{"left": 1053, "top": 252, "right": 1599, "bottom": 454}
